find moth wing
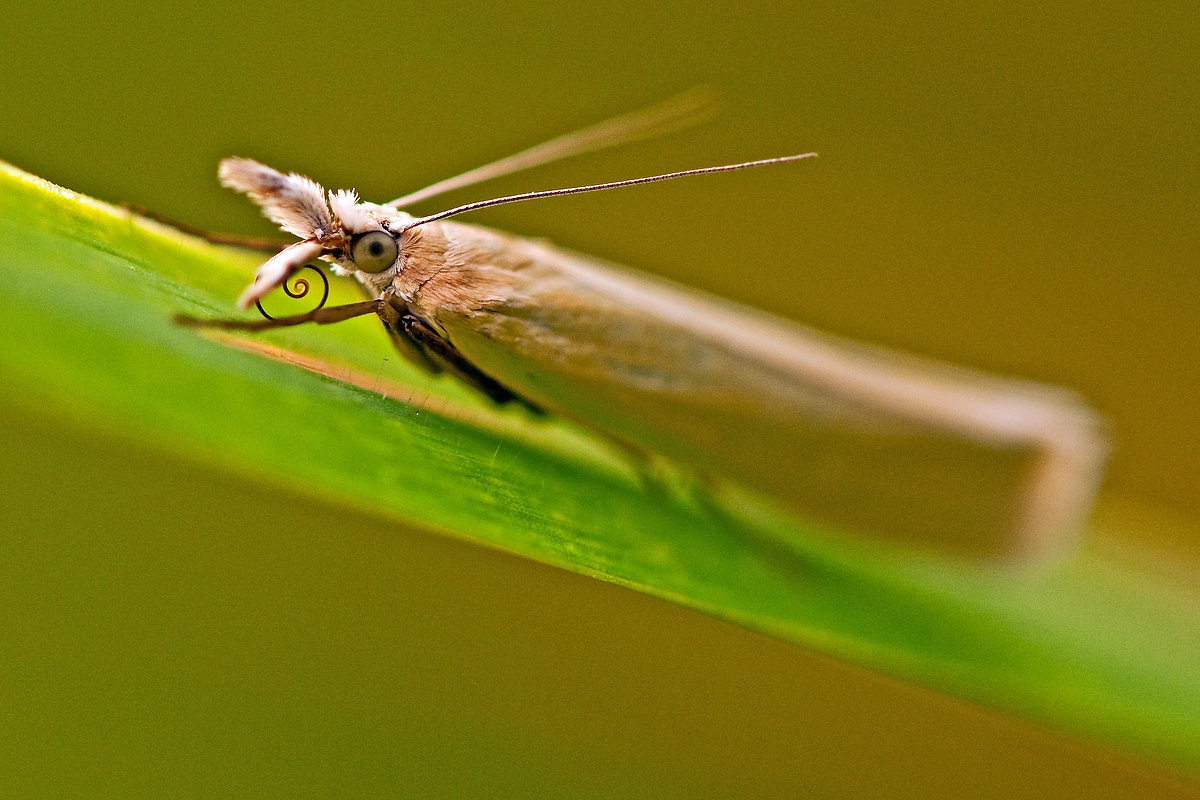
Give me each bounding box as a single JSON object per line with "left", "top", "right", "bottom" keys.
{"left": 423, "top": 237, "right": 1105, "bottom": 561}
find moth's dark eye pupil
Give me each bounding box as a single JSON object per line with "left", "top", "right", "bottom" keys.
{"left": 369, "top": 241, "right": 384, "bottom": 257}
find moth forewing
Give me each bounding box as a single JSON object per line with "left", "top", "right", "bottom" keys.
{"left": 393, "top": 222, "right": 1106, "bottom": 560}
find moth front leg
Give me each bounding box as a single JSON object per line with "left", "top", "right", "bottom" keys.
{"left": 400, "top": 312, "right": 543, "bottom": 413}
{"left": 374, "top": 295, "right": 444, "bottom": 375}
{"left": 175, "top": 299, "right": 384, "bottom": 331}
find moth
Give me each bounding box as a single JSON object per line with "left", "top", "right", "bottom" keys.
{"left": 178, "top": 92, "right": 1107, "bottom": 561}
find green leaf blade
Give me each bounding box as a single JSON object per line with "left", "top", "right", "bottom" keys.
{"left": 2, "top": 161, "right": 1198, "bottom": 773}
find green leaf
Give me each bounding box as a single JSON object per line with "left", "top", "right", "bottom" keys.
{"left": 2, "top": 160, "right": 1198, "bottom": 773}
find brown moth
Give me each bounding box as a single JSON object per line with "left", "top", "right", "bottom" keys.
{"left": 179, "top": 94, "right": 1107, "bottom": 561}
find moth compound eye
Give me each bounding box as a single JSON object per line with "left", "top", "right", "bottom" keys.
{"left": 350, "top": 230, "right": 399, "bottom": 273}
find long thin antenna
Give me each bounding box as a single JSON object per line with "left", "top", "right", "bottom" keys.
{"left": 399, "top": 153, "right": 817, "bottom": 233}
{"left": 386, "top": 87, "right": 717, "bottom": 209}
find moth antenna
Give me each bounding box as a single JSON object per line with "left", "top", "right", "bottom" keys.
{"left": 399, "top": 153, "right": 818, "bottom": 233}
{"left": 386, "top": 86, "right": 718, "bottom": 209}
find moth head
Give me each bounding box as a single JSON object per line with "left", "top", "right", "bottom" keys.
{"left": 218, "top": 157, "right": 409, "bottom": 307}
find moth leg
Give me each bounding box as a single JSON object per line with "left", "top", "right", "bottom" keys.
{"left": 123, "top": 202, "right": 290, "bottom": 252}
{"left": 685, "top": 470, "right": 733, "bottom": 517}
{"left": 175, "top": 299, "right": 383, "bottom": 331}
{"left": 683, "top": 471, "right": 816, "bottom": 582}
{"left": 401, "top": 314, "right": 544, "bottom": 413}
{"left": 596, "top": 433, "right": 793, "bottom": 565}
{"left": 352, "top": 285, "right": 445, "bottom": 376}
{"left": 586, "top": 428, "right": 678, "bottom": 497}
{"left": 380, "top": 316, "right": 445, "bottom": 375}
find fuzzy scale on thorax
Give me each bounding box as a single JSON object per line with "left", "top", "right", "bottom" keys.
{"left": 387, "top": 220, "right": 548, "bottom": 321}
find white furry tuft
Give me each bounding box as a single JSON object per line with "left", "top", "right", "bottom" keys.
{"left": 218, "top": 158, "right": 334, "bottom": 240}
{"left": 328, "top": 189, "right": 380, "bottom": 235}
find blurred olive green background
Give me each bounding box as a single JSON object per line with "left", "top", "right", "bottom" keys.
{"left": 2, "top": 0, "right": 1199, "bottom": 796}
